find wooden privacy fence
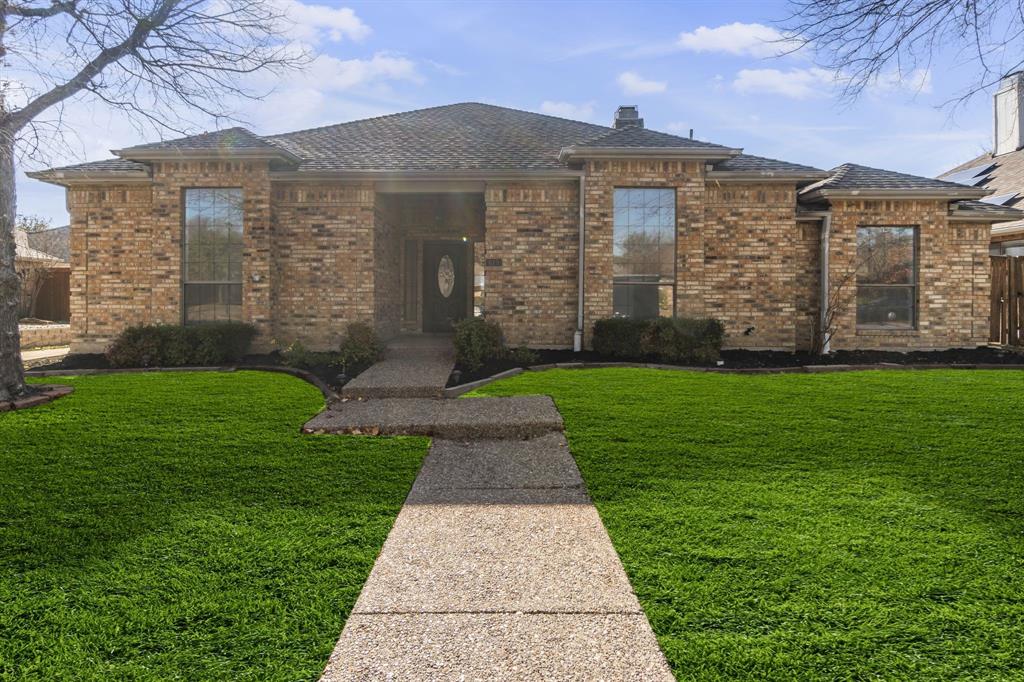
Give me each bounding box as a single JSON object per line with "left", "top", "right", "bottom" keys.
{"left": 991, "top": 255, "right": 1024, "bottom": 346}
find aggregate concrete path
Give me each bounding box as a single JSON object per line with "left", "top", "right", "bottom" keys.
{"left": 303, "top": 395, "right": 564, "bottom": 439}
{"left": 318, "top": 427, "right": 674, "bottom": 681}
{"left": 342, "top": 334, "right": 454, "bottom": 399}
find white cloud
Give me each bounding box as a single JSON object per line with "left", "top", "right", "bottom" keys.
{"left": 539, "top": 100, "right": 596, "bottom": 121}
{"left": 732, "top": 67, "right": 835, "bottom": 99}
{"left": 306, "top": 52, "right": 422, "bottom": 91}
{"left": 677, "top": 23, "right": 799, "bottom": 59}
{"left": 276, "top": 0, "right": 370, "bottom": 43}
{"left": 617, "top": 71, "right": 667, "bottom": 95}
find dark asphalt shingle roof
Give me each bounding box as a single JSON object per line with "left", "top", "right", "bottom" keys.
{"left": 117, "top": 127, "right": 279, "bottom": 153}
{"left": 265, "top": 102, "right": 614, "bottom": 171}
{"left": 801, "top": 163, "right": 983, "bottom": 195}
{"left": 713, "top": 154, "right": 825, "bottom": 175}
{"left": 44, "top": 158, "right": 149, "bottom": 173}
{"left": 950, "top": 199, "right": 1024, "bottom": 217}
{"left": 571, "top": 125, "right": 733, "bottom": 151}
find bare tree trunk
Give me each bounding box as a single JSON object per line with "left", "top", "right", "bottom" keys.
{"left": 0, "top": 131, "right": 26, "bottom": 401}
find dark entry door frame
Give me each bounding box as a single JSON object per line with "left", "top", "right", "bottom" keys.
{"left": 421, "top": 240, "right": 470, "bottom": 332}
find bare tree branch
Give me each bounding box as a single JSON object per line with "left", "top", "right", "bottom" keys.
{"left": 781, "top": 0, "right": 1024, "bottom": 106}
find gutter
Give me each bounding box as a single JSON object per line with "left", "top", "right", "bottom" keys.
{"left": 559, "top": 145, "right": 740, "bottom": 164}
{"left": 819, "top": 213, "right": 832, "bottom": 354}
{"left": 574, "top": 175, "right": 586, "bottom": 352}
{"left": 801, "top": 188, "right": 991, "bottom": 201}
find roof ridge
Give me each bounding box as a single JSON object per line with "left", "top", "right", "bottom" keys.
{"left": 265, "top": 101, "right": 613, "bottom": 141}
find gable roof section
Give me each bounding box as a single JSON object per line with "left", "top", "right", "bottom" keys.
{"left": 558, "top": 123, "right": 738, "bottom": 162}
{"left": 267, "top": 103, "right": 613, "bottom": 172}
{"left": 800, "top": 163, "right": 990, "bottom": 199}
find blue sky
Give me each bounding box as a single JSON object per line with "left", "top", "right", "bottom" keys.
{"left": 19, "top": 0, "right": 998, "bottom": 225}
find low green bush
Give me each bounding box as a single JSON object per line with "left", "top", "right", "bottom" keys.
{"left": 507, "top": 346, "right": 540, "bottom": 366}
{"left": 279, "top": 341, "right": 340, "bottom": 370}
{"left": 106, "top": 322, "right": 257, "bottom": 368}
{"left": 453, "top": 318, "right": 505, "bottom": 371}
{"left": 338, "top": 321, "right": 384, "bottom": 374}
{"left": 592, "top": 318, "right": 647, "bottom": 358}
{"left": 592, "top": 316, "right": 725, "bottom": 364}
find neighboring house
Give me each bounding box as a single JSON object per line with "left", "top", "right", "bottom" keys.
{"left": 14, "top": 227, "right": 71, "bottom": 322}
{"left": 940, "top": 72, "right": 1024, "bottom": 255}
{"left": 29, "top": 103, "right": 1021, "bottom": 354}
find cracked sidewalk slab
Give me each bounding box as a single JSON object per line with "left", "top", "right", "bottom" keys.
{"left": 304, "top": 395, "right": 564, "bottom": 438}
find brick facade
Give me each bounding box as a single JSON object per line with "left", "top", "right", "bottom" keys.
{"left": 483, "top": 182, "right": 579, "bottom": 348}
{"left": 827, "top": 199, "right": 991, "bottom": 349}
{"left": 62, "top": 164, "right": 998, "bottom": 354}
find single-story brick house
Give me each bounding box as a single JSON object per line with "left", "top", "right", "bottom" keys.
{"left": 30, "top": 103, "right": 1023, "bottom": 353}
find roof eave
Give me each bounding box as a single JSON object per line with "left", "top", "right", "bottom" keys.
{"left": 801, "top": 187, "right": 991, "bottom": 201}
{"left": 25, "top": 169, "right": 152, "bottom": 186}
{"left": 269, "top": 168, "right": 586, "bottom": 181}
{"left": 558, "top": 145, "right": 740, "bottom": 163}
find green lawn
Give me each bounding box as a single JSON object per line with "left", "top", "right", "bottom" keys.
{"left": 1, "top": 371, "right": 426, "bottom": 681}
{"left": 476, "top": 368, "right": 1024, "bottom": 680}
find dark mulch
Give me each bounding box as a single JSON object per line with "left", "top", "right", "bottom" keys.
{"left": 28, "top": 352, "right": 365, "bottom": 392}
{"left": 449, "top": 346, "right": 1024, "bottom": 386}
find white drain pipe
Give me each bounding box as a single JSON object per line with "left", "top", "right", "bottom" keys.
{"left": 574, "top": 174, "right": 586, "bottom": 352}
{"left": 820, "top": 213, "right": 832, "bottom": 354}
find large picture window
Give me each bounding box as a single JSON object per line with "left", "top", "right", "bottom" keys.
{"left": 856, "top": 226, "right": 917, "bottom": 329}
{"left": 183, "top": 188, "right": 243, "bottom": 323}
{"left": 613, "top": 188, "right": 676, "bottom": 319}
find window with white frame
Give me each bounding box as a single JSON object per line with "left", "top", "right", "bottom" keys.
{"left": 183, "top": 188, "right": 243, "bottom": 323}
{"left": 612, "top": 188, "right": 676, "bottom": 319}
{"left": 856, "top": 226, "right": 917, "bottom": 328}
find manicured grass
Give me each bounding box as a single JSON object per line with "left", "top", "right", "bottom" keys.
{"left": 1, "top": 372, "right": 426, "bottom": 681}
{"left": 477, "top": 369, "right": 1024, "bottom": 680}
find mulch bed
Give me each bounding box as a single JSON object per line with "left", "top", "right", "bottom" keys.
{"left": 449, "top": 346, "right": 1024, "bottom": 387}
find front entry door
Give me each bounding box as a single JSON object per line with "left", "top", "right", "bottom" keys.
{"left": 422, "top": 240, "right": 468, "bottom": 332}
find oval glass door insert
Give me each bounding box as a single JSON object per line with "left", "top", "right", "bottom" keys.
{"left": 437, "top": 254, "right": 455, "bottom": 298}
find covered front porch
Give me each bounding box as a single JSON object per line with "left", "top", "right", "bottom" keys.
{"left": 374, "top": 189, "right": 485, "bottom": 336}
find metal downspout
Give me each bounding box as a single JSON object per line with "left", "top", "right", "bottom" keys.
{"left": 574, "top": 174, "right": 586, "bottom": 352}
{"left": 820, "top": 214, "right": 832, "bottom": 354}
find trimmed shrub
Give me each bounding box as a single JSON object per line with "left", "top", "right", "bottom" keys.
{"left": 106, "top": 322, "right": 257, "bottom": 368}
{"left": 591, "top": 318, "right": 646, "bottom": 359}
{"left": 592, "top": 316, "right": 725, "bottom": 364}
{"left": 453, "top": 318, "right": 505, "bottom": 371}
{"left": 338, "top": 321, "right": 384, "bottom": 374}
{"left": 280, "top": 341, "right": 340, "bottom": 370}
{"left": 507, "top": 346, "right": 540, "bottom": 366}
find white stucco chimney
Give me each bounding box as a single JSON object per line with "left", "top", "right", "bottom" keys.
{"left": 994, "top": 72, "right": 1024, "bottom": 156}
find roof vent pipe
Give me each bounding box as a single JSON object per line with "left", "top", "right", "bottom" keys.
{"left": 614, "top": 105, "right": 643, "bottom": 129}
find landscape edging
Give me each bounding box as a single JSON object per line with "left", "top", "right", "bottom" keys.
{"left": 445, "top": 360, "right": 1024, "bottom": 394}
{"left": 1, "top": 384, "right": 74, "bottom": 412}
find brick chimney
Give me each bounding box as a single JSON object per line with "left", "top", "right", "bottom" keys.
{"left": 995, "top": 72, "right": 1024, "bottom": 156}
{"left": 614, "top": 105, "right": 643, "bottom": 129}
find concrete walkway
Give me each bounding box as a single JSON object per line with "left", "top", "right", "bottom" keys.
{"left": 21, "top": 345, "right": 69, "bottom": 369}
{"left": 313, "top": 378, "right": 674, "bottom": 679}
{"left": 342, "top": 334, "right": 454, "bottom": 399}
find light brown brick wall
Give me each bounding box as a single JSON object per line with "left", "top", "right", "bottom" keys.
{"left": 62, "top": 164, "right": 995, "bottom": 356}
{"left": 827, "top": 200, "right": 990, "bottom": 350}
{"left": 270, "top": 183, "right": 376, "bottom": 349}
{"left": 703, "top": 183, "right": 800, "bottom": 349}
{"left": 484, "top": 181, "right": 579, "bottom": 347}
{"left": 67, "top": 185, "right": 155, "bottom": 352}
{"left": 795, "top": 220, "right": 823, "bottom": 351}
